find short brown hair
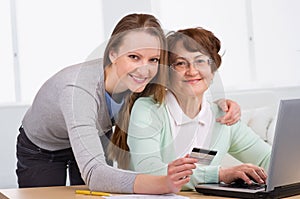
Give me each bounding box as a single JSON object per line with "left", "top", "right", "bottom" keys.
{"left": 167, "top": 27, "right": 222, "bottom": 73}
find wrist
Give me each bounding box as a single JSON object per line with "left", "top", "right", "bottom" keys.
{"left": 219, "top": 167, "right": 225, "bottom": 183}
{"left": 134, "top": 174, "right": 171, "bottom": 194}
{"left": 162, "top": 175, "right": 172, "bottom": 193}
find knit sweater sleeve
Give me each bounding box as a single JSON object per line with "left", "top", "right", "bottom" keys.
{"left": 59, "top": 85, "right": 137, "bottom": 193}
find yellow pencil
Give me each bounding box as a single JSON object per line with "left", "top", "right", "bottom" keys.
{"left": 75, "top": 189, "right": 111, "bottom": 196}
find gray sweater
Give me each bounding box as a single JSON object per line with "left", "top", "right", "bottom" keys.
{"left": 22, "top": 59, "right": 136, "bottom": 193}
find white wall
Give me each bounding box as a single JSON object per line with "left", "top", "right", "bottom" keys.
{"left": 0, "top": 104, "right": 29, "bottom": 188}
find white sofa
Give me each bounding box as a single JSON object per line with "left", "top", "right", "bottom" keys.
{"left": 220, "top": 90, "right": 279, "bottom": 167}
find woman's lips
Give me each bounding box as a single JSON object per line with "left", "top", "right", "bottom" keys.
{"left": 183, "top": 78, "right": 202, "bottom": 84}
{"left": 129, "top": 74, "right": 148, "bottom": 83}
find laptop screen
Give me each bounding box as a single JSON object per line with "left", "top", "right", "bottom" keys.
{"left": 267, "top": 99, "right": 300, "bottom": 191}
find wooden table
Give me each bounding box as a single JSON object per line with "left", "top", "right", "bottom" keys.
{"left": 1, "top": 185, "right": 300, "bottom": 199}
{"left": 0, "top": 186, "right": 228, "bottom": 199}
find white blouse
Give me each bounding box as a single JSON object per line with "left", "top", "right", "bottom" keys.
{"left": 165, "top": 91, "right": 213, "bottom": 158}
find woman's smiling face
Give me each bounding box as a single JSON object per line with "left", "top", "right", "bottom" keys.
{"left": 109, "top": 31, "right": 161, "bottom": 93}
{"left": 170, "top": 40, "right": 214, "bottom": 97}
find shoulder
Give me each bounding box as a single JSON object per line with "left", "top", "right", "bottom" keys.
{"left": 133, "top": 96, "right": 163, "bottom": 110}
{"left": 57, "top": 58, "right": 104, "bottom": 94}
{"left": 131, "top": 96, "right": 167, "bottom": 119}
{"left": 56, "top": 58, "right": 103, "bottom": 76}
{"left": 134, "top": 96, "right": 156, "bottom": 104}
{"left": 210, "top": 102, "right": 224, "bottom": 117}
{"left": 43, "top": 59, "right": 103, "bottom": 92}
{"left": 64, "top": 58, "right": 103, "bottom": 82}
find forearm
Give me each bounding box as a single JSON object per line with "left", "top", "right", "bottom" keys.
{"left": 134, "top": 174, "right": 170, "bottom": 194}
{"left": 87, "top": 163, "right": 136, "bottom": 193}
{"left": 68, "top": 125, "right": 137, "bottom": 193}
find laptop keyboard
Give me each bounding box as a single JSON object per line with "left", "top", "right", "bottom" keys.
{"left": 220, "top": 182, "right": 266, "bottom": 190}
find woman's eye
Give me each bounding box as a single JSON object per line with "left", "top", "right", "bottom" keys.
{"left": 150, "top": 58, "right": 160, "bottom": 63}
{"left": 195, "top": 59, "right": 208, "bottom": 66}
{"left": 176, "top": 61, "right": 187, "bottom": 66}
{"left": 195, "top": 59, "right": 205, "bottom": 63}
{"left": 128, "top": 55, "right": 139, "bottom": 60}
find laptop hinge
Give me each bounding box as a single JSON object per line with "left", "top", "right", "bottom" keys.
{"left": 263, "top": 182, "right": 300, "bottom": 199}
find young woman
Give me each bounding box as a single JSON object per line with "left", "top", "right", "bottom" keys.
{"left": 110, "top": 27, "right": 271, "bottom": 190}
{"left": 16, "top": 13, "right": 200, "bottom": 194}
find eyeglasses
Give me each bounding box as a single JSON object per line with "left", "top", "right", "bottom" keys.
{"left": 170, "top": 57, "right": 211, "bottom": 72}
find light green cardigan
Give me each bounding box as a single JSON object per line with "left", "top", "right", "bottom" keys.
{"left": 127, "top": 96, "right": 271, "bottom": 190}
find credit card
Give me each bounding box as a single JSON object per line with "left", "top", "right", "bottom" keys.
{"left": 190, "top": 147, "right": 217, "bottom": 165}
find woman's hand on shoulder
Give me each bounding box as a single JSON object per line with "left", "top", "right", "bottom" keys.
{"left": 165, "top": 155, "right": 197, "bottom": 193}
{"left": 216, "top": 99, "right": 241, "bottom": 125}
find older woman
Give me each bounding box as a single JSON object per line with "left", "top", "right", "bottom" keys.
{"left": 125, "top": 27, "right": 271, "bottom": 190}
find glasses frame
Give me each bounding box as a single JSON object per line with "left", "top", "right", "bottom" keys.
{"left": 170, "top": 56, "right": 212, "bottom": 72}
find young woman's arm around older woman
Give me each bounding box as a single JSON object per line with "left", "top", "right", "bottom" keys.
{"left": 16, "top": 13, "right": 198, "bottom": 194}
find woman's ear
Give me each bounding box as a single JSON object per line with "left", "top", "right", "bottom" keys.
{"left": 109, "top": 50, "right": 118, "bottom": 64}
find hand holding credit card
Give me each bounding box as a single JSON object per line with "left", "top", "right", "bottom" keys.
{"left": 190, "top": 147, "right": 217, "bottom": 165}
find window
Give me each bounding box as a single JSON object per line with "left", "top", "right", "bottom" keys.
{"left": 151, "top": 0, "right": 252, "bottom": 90}
{"left": 252, "top": 0, "right": 300, "bottom": 88}
{"left": 16, "top": 0, "right": 104, "bottom": 103}
{"left": 0, "top": 0, "right": 15, "bottom": 103}
{"left": 151, "top": 0, "right": 300, "bottom": 90}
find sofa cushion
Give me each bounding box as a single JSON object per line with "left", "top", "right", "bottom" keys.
{"left": 243, "top": 106, "right": 276, "bottom": 142}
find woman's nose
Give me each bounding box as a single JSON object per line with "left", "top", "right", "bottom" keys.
{"left": 135, "top": 64, "right": 150, "bottom": 75}
{"left": 186, "top": 63, "right": 199, "bottom": 75}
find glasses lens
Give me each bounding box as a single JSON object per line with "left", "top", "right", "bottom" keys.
{"left": 194, "top": 58, "right": 209, "bottom": 68}
{"left": 172, "top": 58, "right": 188, "bottom": 71}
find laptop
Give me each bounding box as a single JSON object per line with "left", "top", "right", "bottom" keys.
{"left": 195, "top": 98, "right": 300, "bottom": 199}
